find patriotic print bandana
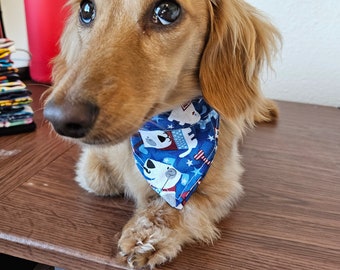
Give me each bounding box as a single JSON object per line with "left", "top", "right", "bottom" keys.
{"left": 130, "top": 97, "right": 220, "bottom": 209}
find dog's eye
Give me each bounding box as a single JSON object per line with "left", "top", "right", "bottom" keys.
{"left": 79, "top": 0, "right": 96, "bottom": 25}
{"left": 152, "top": 1, "right": 181, "bottom": 26}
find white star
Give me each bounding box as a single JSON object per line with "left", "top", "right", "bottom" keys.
{"left": 208, "top": 135, "right": 215, "bottom": 141}
{"left": 186, "top": 160, "right": 193, "bottom": 167}
{"left": 192, "top": 167, "right": 202, "bottom": 176}
{"left": 168, "top": 124, "right": 174, "bottom": 129}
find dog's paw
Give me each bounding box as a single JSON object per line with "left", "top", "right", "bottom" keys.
{"left": 117, "top": 215, "right": 182, "bottom": 269}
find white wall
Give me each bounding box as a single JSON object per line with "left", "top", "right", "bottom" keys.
{"left": 1, "top": 0, "right": 340, "bottom": 107}
{"left": 1, "top": 0, "right": 29, "bottom": 68}
{"left": 248, "top": 0, "right": 340, "bottom": 107}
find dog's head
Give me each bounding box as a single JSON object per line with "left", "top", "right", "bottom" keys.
{"left": 143, "top": 159, "right": 181, "bottom": 189}
{"left": 44, "top": 0, "right": 280, "bottom": 145}
{"left": 139, "top": 130, "right": 172, "bottom": 149}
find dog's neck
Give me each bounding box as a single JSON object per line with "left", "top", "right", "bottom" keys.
{"left": 130, "top": 97, "right": 220, "bottom": 209}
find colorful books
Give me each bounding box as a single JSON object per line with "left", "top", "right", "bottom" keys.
{"left": 0, "top": 38, "right": 36, "bottom": 135}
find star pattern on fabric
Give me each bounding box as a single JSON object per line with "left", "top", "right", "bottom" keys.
{"left": 186, "top": 160, "right": 193, "bottom": 167}
{"left": 191, "top": 167, "right": 203, "bottom": 177}
{"left": 208, "top": 135, "right": 215, "bottom": 142}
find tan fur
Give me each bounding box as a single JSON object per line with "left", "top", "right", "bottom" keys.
{"left": 45, "top": 0, "right": 281, "bottom": 268}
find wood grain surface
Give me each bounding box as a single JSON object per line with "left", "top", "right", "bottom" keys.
{"left": 0, "top": 83, "right": 339, "bottom": 269}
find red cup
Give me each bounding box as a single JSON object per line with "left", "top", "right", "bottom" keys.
{"left": 24, "top": 0, "right": 69, "bottom": 83}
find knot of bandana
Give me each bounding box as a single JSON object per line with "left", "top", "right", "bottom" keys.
{"left": 130, "top": 97, "right": 220, "bottom": 209}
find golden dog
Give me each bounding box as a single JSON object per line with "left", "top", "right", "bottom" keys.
{"left": 44, "top": 0, "right": 281, "bottom": 268}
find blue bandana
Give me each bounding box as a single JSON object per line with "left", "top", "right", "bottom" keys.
{"left": 130, "top": 97, "right": 220, "bottom": 209}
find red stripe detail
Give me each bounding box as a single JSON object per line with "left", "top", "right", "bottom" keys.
{"left": 194, "top": 150, "right": 204, "bottom": 160}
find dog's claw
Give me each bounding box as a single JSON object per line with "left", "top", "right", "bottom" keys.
{"left": 117, "top": 216, "right": 180, "bottom": 269}
{"left": 127, "top": 255, "right": 137, "bottom": 268}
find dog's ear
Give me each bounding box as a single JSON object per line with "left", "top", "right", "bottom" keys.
{"left": 200, "top": 0, "right": 281, "bottom": 120}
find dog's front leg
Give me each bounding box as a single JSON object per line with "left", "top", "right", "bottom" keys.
{"left": 75, "top": 146, "right": 126, "bottom": 196}
{"left": 117, "top": 198, "right": 188, "bottom": 269}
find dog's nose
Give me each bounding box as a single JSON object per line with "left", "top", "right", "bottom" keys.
{"left": 44, "top": 100, "right": 99, "bottom": 138}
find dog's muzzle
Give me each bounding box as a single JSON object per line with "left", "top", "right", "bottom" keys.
{"left": 44, "top": 99, "right": 99, "bottom": 138}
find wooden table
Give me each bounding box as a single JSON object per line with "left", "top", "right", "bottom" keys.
{"left": 1, "top": 83, "right": 339, "bottom": 270}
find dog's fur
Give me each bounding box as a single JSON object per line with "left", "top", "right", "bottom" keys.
{"left": 44, "top": 0, "right": 281, "bottom": 268}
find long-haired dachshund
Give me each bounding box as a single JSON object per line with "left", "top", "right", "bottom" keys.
{"left": 44, "top": 0, "right": 281, "bottom": 268}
